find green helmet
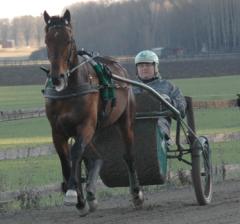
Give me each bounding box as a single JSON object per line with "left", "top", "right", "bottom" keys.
{"left": 134, "top": 50, "right": 159, "bottom": 65}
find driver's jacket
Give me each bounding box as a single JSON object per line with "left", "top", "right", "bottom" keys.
{"left": 134, "top": 77, "right": 186, "bottom": 138}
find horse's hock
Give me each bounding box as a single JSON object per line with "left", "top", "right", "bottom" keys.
{"left": 96, "top": 92, "right": 167, "bottom": 187}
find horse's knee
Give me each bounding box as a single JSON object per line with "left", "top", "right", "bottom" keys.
{"left": 70, "top": 137, "right": 84, "bottom": 159}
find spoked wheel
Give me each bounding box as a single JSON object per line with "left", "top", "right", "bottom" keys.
{"left": 191, "top": 136, "right": 213, "bottom": 205}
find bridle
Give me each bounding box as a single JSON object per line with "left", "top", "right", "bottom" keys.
{"left": 45, "top": 23, "right": 76, "bottom": 89}
{"left": 45, "top": 24, "right": 101, "bottom": 82}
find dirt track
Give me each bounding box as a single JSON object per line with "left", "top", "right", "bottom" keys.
{"left": 1, "top": 179, "right": 240, "bottom": 224}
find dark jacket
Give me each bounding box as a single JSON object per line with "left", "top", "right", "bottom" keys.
{"left": 134, "top": 77, "right": 186, "bottom": 138}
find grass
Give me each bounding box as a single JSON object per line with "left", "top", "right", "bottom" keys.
{"left": 191, "top": 107, "right": 240, "bottom": 134}
{"left": 0, "top": 75, "right": 239, "bottom": 110}
{"left": 0, "top": 85, "right": 44, "bottom": 110}
{"left": 0, "top": 75, "right": 239, "bottom": 149}
{"left": 169, "top": 140, "right": 240, "bottom": 170}
{"left": 0, "top": 155, "right": 62, "bottom": 192}
{"left": 0, "top": 107, "right": 239, "bottom": 150}
{"left": 0, "top": 139, "right": 239, "bottom": 211}
{"left": 172, "top": 75, "right": 240, "bottom": 100}
{"left": 0, "top": 140, "right": 239, "bottom": 193}
{"left": 0, "top": 117, "right": 51, "bottom": 149}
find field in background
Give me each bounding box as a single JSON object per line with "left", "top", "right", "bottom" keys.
{"left": 0, "top": 48, "right": 37, "bottom": 59}
{"left": 172, "top": 75, "right": 240, "bottom": 100}
{"left": 0, "top": 140, "right": 239, "bottom": 193}
{"left": 0, "top": 75, "right": 239, "bottom": 149}
{"left": 0, "top": 108, "right": 239, "bottom": 150}
{"left": 0, "top": 118, "right": 51, "bottom": 149}
{"left": 0, "top": 85, "right": 44, "bottom": 110}
{"left": 0, "top": 75, "right": 239, "bottom": 110}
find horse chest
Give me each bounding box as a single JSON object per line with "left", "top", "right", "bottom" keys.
{"left": 48, "top": 103, "right": 92, "bottom": 129}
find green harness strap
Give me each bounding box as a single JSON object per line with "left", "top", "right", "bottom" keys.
{"left": 92, "top": 63, "right": 116, "bottom": 106}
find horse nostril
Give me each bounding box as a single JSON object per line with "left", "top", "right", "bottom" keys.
{"left": 60, "top": 74, "right": 65, "bottom": 78}
{"left": 51, "top": 76, "right": 59, "bottom": 85}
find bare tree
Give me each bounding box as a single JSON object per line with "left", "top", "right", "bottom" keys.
{"left": 3, "top": 0, "right": 240, "bottom": 54}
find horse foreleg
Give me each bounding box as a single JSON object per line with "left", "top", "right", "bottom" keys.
{"left": 64, "top": 137, "right": 85, "bottom": 206}
{"left": 85, "top": 158, "right": 103, "bottom": 212}
{"left": 52, "top": 133, "right": 70, "bottom": 193}
{"left": 65, "top": 126, "right": 96, "bottom": 216}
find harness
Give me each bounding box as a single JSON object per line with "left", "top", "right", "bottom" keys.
{"left": 78, "top": 50, "right": 116, "bottom": 107}
{"left": 41, "top": 51, "right": 118, "bottom": 108}
{"left": 43, "top": 82, "right": 100, "bottom": 99}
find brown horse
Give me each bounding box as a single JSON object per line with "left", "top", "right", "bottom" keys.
{"left": 43, "top": 10, "right": 143, "bottom": 215}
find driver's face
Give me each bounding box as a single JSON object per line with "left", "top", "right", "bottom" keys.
{"left": 137, "top": 63, "right": 155, "bottom": 80}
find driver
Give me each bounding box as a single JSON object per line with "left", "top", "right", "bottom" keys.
{"left": 134, "top": 50, "right": 186, "bottom": 140}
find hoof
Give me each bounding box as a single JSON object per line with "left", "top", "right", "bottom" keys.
{"left": 77, "top": 201, "right": 90, "bottom": 217}
{"left": 64, "top": 190, "right": 78, "bottom": 206}
{"left": 88, "top": 199, "right": 98, "bottom": 212}
{"left": 133, "top": 190, "right": 144, "bottom": 209}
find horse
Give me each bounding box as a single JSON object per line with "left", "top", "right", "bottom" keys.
{"left": 43, "top": 10, "right": 143, "bottom": 216}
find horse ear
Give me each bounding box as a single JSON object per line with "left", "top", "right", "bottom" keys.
{"left": 63, "top": 9, "right": 71, "bottom": 24}
{"left": 44, "top": 11, "right": 51, "bottom": 24}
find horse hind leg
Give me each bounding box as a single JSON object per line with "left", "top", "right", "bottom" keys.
{"left": 75, "top": 159, "right": 90, "bottom": 217}
{"left": 74, "top": 157, "right": 102, "bottom": 215}
{"left": 123, "top": 152, "right": 144, "bottom": 209}
{"left": 118, "top": 108, "right": 144, "bottom": 209}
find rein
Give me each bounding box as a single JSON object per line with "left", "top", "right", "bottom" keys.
{"left": 62, "top": 54, "right": 100, "bottom": 79}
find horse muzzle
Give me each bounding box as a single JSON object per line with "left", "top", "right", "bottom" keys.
{"left": 51, "top": 73, "right": 69, "bottom": 92}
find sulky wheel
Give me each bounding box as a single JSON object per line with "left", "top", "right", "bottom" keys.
{"left": 191, "top": 136, "right": 213, "bottom": 205}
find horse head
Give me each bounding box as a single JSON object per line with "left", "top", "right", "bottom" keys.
{"left": 44, "top": 10, "right": 77, "bottom": 91}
